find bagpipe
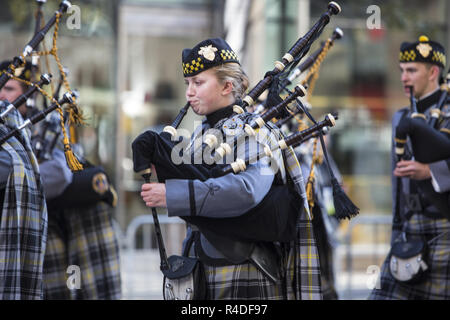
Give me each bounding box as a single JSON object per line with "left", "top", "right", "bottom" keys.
{"left": 394, "top": 82, "right": 450, "bottom": 220}
{"left": 0, "top": 92, "right": 74, "bottom": 146}
{"left": 0, "top": 1, "right": 71, "bottom": 90}
{"left": 22, "top": 1, "right": 117, "bottom": 209}
{"left": 268, "top": 27, "right": 346, "bottom": 207}
{"left": 132, "top": 105, "right": 340, "bottom": 248}
{"left": 280, "top": 27, "right": 344, "bottom": 92}
{"left": 429, "top": 71, "right": 450, "bottom": 129}
{"left": 133, "top": 1, "right": 343, "bottom": 175}
{"left": 275, "top": 27, "right": 344, "bottom": 130}
{"left": 395, "top": 74, "right": 450, "bottom": 165}
{"left": 0, "top": 73, "right": 52, "bottom": 122}
{"left": 237, "top": 1, "right": 342, "bottom": 112}
{"left": 27, "top": 0, "right": 48, "bottom": 112}
{"left": 210, "top": 112, "right": 337, "bottom": 178}
{"left": 268, "top": 26, "right": 358, "bottom": 220}
{"left": 132, "top": 2, "right": 345, "bottom": 184}
{"left": 132, "top": 2, "right": 359, "bottom": 278}
{"left": 0, "top": 1, "right": 117, "bottom": 209}
{"left": 0, "top": 0, "right": 84, "bottom": 172}
{"left": 269, "top": 29, "right": 347, "bottom": 255}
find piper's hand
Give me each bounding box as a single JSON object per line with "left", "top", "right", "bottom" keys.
{"left": 141, "top": 182, "right": 167, "bottom": 208}
{"left": 394, "top": 160, "right": 431, "bottom": 180}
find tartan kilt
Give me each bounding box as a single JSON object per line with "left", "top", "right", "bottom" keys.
{"left": 0, "top": 121, "right": 48, "bottom": 300}
{"left": 264, "top": 122, "right": 323, "bottom": 300}
{"left": 200, "top": 208, "right": 322, "bottom": 301}
{"left": 43, "top": 215, "right": 71, "bottom": 299}
{"left": 203, "top": 262, "right": 286, "bottom": 300}
{"left": 369, "top": 213, "right": 450, "bottom": 299}
{"left": 43, "top": 201, "right": 122, "bottom": 299}
{"left": 284, "top": 214, "right": 322, "bottom": 300}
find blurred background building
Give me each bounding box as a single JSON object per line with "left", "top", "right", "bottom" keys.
{"left": 0, "top": 0, "right": 448, "bottom": 299}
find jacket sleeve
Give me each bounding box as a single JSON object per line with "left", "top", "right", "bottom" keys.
{"left": 430, "top": 159, "right": 450, "bottom": 193}
{"left": 39, "top": 148, "right": 73, "bottom": 199}
{"left": 430, "top": 107, "right": 450, "bottom": 193}
{"left": 391, "top": 110, "right": 403, "bottom": 222}
{"left": 166, "top": 160, "right": 274, "bottom": 218}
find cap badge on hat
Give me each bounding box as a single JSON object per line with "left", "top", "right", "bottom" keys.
{"left": 399, "top": 35, "right": 446, "bottom": 68}
{"left": 416, "top": 43, "right": 432, "bottom": 58}
{"left": 198, "top": 45, "right": 218, "bottom": 61}
{"left": 182, "top": 38, "right": 239, "bottom": 77}
{"left": 14, "top": 66, "right": 24, "bottom": 77}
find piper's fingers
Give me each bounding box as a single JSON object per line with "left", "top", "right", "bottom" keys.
{"left": 141, "top": 183, "right": 152, "bottom": 191}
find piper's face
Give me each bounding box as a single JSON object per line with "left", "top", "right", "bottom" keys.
{"left": 399, "top": 62, "right": 436, "bottom": 99}
{"left": 185, "top": 68, "right": 233, "bottom": 116}
{"left": 0, "top": 79, "right": 27, "bottom": 116}
{"left": 0, "top": 79, "right": 23, "bottom": 103}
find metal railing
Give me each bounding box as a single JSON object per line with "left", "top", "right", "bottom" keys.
{"left": 125, "top": 214, "right": 185, "bottom": 251}
{"left": 335, "top": 214, "right": 392, "bottom": 300}
{"left": 122, "top": 214, "right": 186, "bottom": 299}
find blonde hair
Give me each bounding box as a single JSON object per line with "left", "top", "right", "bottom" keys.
{"left": 212, "top": 62, "right": 249, "bottom": 100}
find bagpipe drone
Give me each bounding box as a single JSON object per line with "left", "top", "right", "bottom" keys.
{"left": 0, "top": 0, "right": 84, "bottom": 172}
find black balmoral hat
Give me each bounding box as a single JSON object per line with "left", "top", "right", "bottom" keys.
{"left": 399, "top": 35, "right": 446, "bottom": 69}
{"left": 182, "top": 38, "right": 239, "bottom": 77}
{"left": 0, "top": 60, "right": 33, "bottom": 81}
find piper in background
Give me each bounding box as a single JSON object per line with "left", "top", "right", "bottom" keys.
{"left": 0, "top": 60, "right": 122, "bottom": 300}
{"left": 0, "top": 61, "right": 48, "bottom": 299}
{"left": 369, "top": 35, "right": 450, "bottom": 300}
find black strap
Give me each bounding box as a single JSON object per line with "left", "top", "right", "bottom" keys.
{"left": 193, "top": 233, "right": 236, "bottom": 266}
{"left": 188, "top": 180, "right": 196, "bottom": 216}
{"left": 0, "top": 187, "right": 4, "bottom": 221}
{"left": 182, "top": 228, "right": 199, "bottom": 257}
{"left": 393, "top": 109, "right": 410, "bottom": 230}
{"left": 404, "top": 181, "right": 422, "bottom": 220}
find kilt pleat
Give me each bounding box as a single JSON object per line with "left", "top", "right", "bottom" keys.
{"left": 43, "top": 202, "right": 121, "bottom": 299}
{"left": 203, "top": 262, "right": 286, "bottom": 300}
{"left": 0, "top": 109, "right": 48, "bottom": 300}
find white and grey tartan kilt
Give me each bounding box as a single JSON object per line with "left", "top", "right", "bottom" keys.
{"left": 369, "top": 213, "right": 450, "bottom": 300}
{"left": 43, "top": 202, "right": 122, "bottom": 300}
{"left": 203, "top": 262, "right": 286, "bottom": 300}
